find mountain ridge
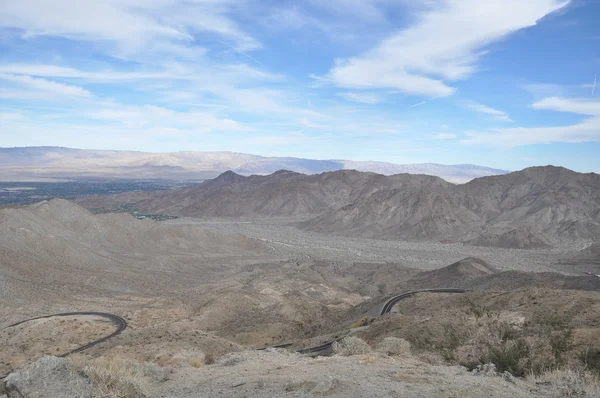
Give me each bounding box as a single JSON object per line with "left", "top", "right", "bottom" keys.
{"left": 76, "top": 166, "right": 600, "bottom": 248}
{"left": 0, "top": 146, "right": 509, "bottom": 183}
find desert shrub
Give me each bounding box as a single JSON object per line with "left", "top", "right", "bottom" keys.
{"left": 485, "top": 338, "right": 530, "bottom": 377}
{"left": 75, "top": 357, "right": 171, "bottom": 398}
{"left": 465, "top": 296, "right": 491, "bottom": 319}
{"left": 580, "top": 347, "right": 600, "bottom": 374}
{"left": 458, "top": 313, "right": 578, "bottom": 377}
{"left": 537, "top": 313, "right": 571, "bottom": 329}
{"left": 401, "top": 319, "right": 473, "bottom": 363}
{"left": 496, "top": 321, "right": 520, "bottom": 342}
{"left": 438, "top": 324, "right": 463, "bottom": 361}
{"left": 331, "top": 336, "right": 372, "bottom": 356}
{"left": 549, "top": 328, "right": 574, "bottom": 364}
{"left": 204, "top": 352, "right": 216, "bottom": 365}
{"left": 376, "top": 337, "right": 411, "bottom": 357}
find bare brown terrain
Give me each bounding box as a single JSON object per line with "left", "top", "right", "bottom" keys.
{"left": 77, "top": 165, "right": 600, "bottom": 249}
{"left": 2, "top": 171, "right": 600, "bottom": 397}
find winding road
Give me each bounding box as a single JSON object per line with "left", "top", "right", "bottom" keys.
{"left": 0, "top": 312, "right": 127, "bottom": 380}
{"left": 297, "top": 288, "right": 468, "bottom": 354}
{"left": 1, "top": 288, "right": 468, "bottom": 380}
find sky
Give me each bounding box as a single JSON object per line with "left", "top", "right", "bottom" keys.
{"left": 0, "top": 0, "right": 599, "bottom": 172}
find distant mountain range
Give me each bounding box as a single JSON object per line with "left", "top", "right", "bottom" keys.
{"left": 0, "top": 146, "right": 509, "bottom": 183}
{"left": 77, "top": 166, "right": 600, "bottom": 249}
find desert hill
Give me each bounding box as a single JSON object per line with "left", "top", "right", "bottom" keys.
{"left": 79, "top": 169, "right": 394, "bottom": 218}
{"left": 78, "top": 166, "right": 600, "bottom": 248}
{"left": 405, "top": 257, "right": 498, "bottom": 288}
{"left": 0, "top": 199, "right": 266, "bottom": 301}
{"left": 301, "top": 166, "right": 600, "bottom": 245}
{"left": 0, "top": 146, "right": 508, "bottom": 183}
{"left": 383, "top": 256, "right": 600, "bottom": 293}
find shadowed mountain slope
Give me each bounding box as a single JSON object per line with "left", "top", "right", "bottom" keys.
{"left": 77, "top": 166, "right": 600, "bottom": 247}
{"left": 301, "top": 166, "right": 600, "bottom": 245}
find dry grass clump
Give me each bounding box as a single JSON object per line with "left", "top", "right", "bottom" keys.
{"left": 376, "top": 337, "right": 411, "bottom": 357}
{"left": 350, "top": 317, "right": 375, "bottom": 329}
{"left": 332, "top": 336, "right": 372, "bottom": 356}
{"left": 528, "top": 368, "right": 600, "bottom": 396}
{"left": 73, "top": 357, "right": 171, "bottom": 398}
{"left": 188, "top": 357, "right": 204, "bottom": 368}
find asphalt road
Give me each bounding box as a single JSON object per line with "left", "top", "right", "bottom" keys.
{"left": 297, "top": 288, "right": 468, "bottom": 354}
{"left": 0, "top": 312, "right": 127, "bottom": 380}
{"left": 379, "top": 288, "right": 468, "bottom": 315}
{"left": 1, "top": 289, "right": 468, "bottom": 380}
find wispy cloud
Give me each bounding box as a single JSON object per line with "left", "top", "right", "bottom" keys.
{"left": 338, "top": 92, "right": 383, "bottom": 104}
{"left": 319, "top": 0, "right": 568, "bottom": 97}
{"left": 408, "top": 101, "right": 427, "bottom": 108}
{"left": 0, "top": 0, "right": 260, "bottom": 55}
{"left": 0, "top": 73, "right": 93, "bottom": 98}
{"left": 463, "top": 101, "right": 513, "bottom": 122}
{"left": 87, "top": 104, "right": 248, "bottom": 132}
{"left": 463, "top": 97, "right": 600, "bottom": 146}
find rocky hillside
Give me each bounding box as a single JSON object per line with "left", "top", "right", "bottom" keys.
{"left": 77, "top": 166, "right": 600, "bottom": 248}
{"left": 301, "top": 166, "right": 600, "bottom": 246}
{"left": 79, "top": 170, "right": 392, "bottom": 217}
{"left": 0, "top": 199, "right": 265, "bottom": 301}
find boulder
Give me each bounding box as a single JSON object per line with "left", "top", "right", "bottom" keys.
{"left": 3, "top": 356, "right": 93, "bottom": 398}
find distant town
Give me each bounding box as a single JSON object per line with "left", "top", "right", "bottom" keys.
{"left": 0, "top": 180, "right": 196, "bottom": 206}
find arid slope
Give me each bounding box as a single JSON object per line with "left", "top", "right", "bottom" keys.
{"left": 78, "top": 166, "right": 600, "bottom": 248}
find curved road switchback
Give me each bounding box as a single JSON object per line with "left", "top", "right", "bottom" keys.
{"left": 1, "top": 289, "right": 468, "bottom": 380}
{"left": 297, "top": 288, "right": 469, "bottom": 354}
{"left": 380, "top": 288, "right": 469, "bottom": 315}
{"left": 0, "top": 312, "right": 127, "bottom": 380}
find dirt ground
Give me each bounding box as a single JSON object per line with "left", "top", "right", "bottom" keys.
{"left": 2, "top": 204, "right": 600, "bottom": 396}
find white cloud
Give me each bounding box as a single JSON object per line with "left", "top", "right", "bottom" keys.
{"left": 0, "top": 63, "right": 283, "bottom": 84}
{"left": 87, "top": 104, "right": 248, "bottom": 132}
{"left": 433, "top": 133, "right": 456, "bottom": 139}
{"left": 0, "top": 0, "right": 259, "bottom": 54}
{"left": 531, "top": 96, "right": 600, "bottom": 116}
{"left": 321, "top": 0, "right": 568, "bottom": 96}
{"left": 408, "top": 101, "right": 427, "bottom": 108}
{"left": 0, "top": 73, "right": 92, "bottom": 97}
{"left": 338, "top": 92, "right": 383, "bottom": 104}
{"left": 464, "top": 101, "right": 513, "bottom": 122}
{"left": 463, "top": 97, "right": 600, "bottom": 146}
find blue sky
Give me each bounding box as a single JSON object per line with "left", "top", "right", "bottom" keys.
{"left": 0, "top": 0, "right": 599, "bottom": 171}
